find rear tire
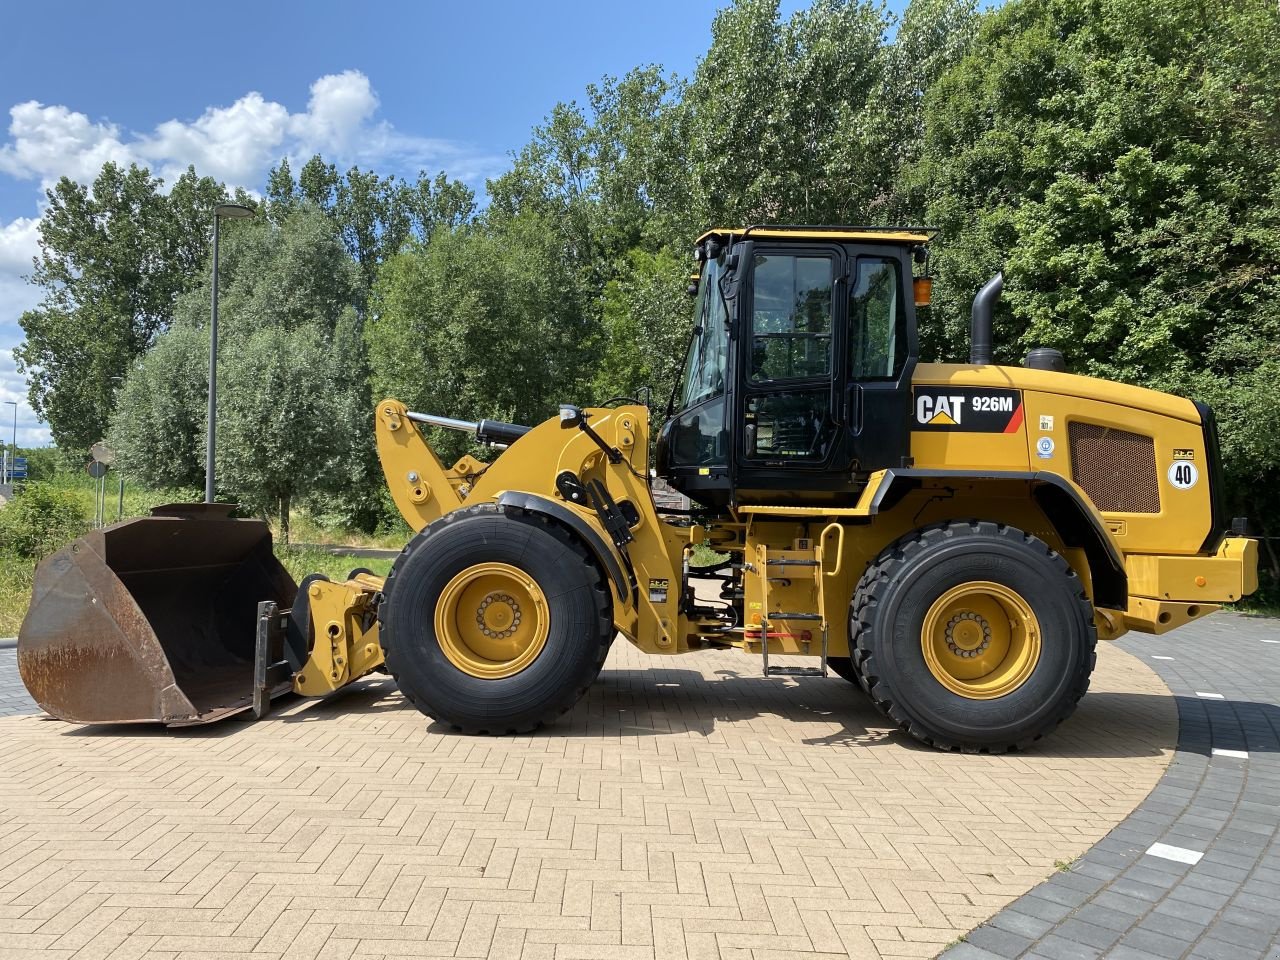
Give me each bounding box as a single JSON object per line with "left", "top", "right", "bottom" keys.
{"left": 852, "top": 520, "right": 1096, "bottom": 752}
{"left": 379, "top": 504, "right": 613, "bottom": 734}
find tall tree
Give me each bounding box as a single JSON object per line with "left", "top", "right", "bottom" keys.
{"left": 15, "top": 163, "right": 228, "bottom": 448}
{"left": 109, "top": 204, "right": 369, "bottom": 536}
{"left": 367, "top": 212, "right": 597, "bottom": 462}
{"left": 908, "top": 0, "right": 1280, "bottom": 583}
{"left": 268, "top": 156, "right": 476, "bottom": 298}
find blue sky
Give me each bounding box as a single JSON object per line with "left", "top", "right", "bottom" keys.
{"left": 0, "top": 0, "right": 903, "bottom": 446}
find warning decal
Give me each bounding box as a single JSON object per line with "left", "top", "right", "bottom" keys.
{"left": 913, "top": 387, "right": 1024, "bottom": 433}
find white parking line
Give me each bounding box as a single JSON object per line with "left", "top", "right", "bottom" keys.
{"left": 1152, "top": 656, "right": 1174, "bottom": 661}
{"left": 1196, "top": 692, "right": 1225, "bottom": 700}
{"left": 1212, "top": 748, "right": 1249, "bottom": 760}
{"left": 1147, "top": 842, "right": 1204, "bottom": 865}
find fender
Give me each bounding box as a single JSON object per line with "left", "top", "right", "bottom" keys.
{"left": 869, "top": 468, "right": 1128, "bottom": 610}
{"left": 496, "top": 491, "right": 634, "bottom": 603}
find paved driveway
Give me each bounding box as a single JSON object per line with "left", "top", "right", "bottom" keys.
{"left": 0, "top": 634, "right": 1174, "bottom": 959}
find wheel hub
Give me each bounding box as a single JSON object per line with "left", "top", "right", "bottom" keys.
{"left": 435, "top": 563, "right": 548, "bottom": 679}
{"left": 477, "top": 593, "right": 522, "bottom": 639}
{"left": 945, "top": 612, "right": 991, "bottom": 657}
{"left": 921, "top": 581, "right": 1042, "bottom": 699}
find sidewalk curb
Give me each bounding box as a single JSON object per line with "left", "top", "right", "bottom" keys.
{"left": 0, "top": 638, "right": 16, "bottom": 650}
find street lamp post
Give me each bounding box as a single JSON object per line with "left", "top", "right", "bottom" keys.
{"left": 205, "top": 203, "right": 255, "bottom": 503}
{"left": 2, "top": 401, "right": 15, "bottom": 486}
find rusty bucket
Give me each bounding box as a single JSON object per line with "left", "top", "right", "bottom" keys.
{"left": 17, "top": 503, "right": 299, "bottom": 725}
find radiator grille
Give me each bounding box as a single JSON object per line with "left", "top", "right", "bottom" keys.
{"left": 1068, "top": 422, "right": 1161, "bottom": 514}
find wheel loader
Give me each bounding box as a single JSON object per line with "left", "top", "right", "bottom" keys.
{"left": 17, "top": 225, "right": 1259, "bottom": 751}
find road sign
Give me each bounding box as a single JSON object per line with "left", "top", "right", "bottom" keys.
{"left": 11, "top": 456, "right": 26, "bottom": 481}
{"left": 90, "top": 441, "right": 115, "bottom": 465}
{"left": 86, "top": 461, "right": 108, "bottom": 479}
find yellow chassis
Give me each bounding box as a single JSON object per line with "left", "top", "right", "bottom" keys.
{"left": 296, "top": 373, "right": 1257, "bottom": 698}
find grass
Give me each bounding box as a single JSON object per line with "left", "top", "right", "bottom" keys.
{"left": 276, "top": 547, "right": 395, "bottom": 584}
{"left": 690, "top": 543, "right": 730, "bottom": 567}
{"left": 1228, "top": 598, "right": 1280, "bottom": 619}
{"left": 285, "top": 511, "right": 410, "bottom": 550}
{"left": 0, "top": 555, "right": 34, "bottom": 636}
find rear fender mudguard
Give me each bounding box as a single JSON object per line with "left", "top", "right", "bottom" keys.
{"left": 869, "top": 468, "right": 1128, "bottom": 610}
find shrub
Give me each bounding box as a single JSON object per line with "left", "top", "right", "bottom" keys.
{"left": 0, "top": 483, "right": 91, "bottom": 559}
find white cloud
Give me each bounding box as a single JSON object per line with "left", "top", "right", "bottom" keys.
{"left": 0, "top": 220, "right": 46, "bottom": 446}
{"left": 0, "top": 70, "right": 504, "bottom": 191}
{"left": 0, "top": 70, "right": 505, "bottom": 448}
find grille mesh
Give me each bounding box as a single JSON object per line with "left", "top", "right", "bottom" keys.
{"left": 1068, "top": 422, "right": 1161, "bottom": 514}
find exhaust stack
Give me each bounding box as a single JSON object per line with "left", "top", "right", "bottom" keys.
{"left": 970, "top": 272, "right": 1003, "bottom": 365}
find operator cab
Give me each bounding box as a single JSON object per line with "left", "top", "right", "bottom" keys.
{"left": 656, "top": 225, "right": 933, "bottom": 508}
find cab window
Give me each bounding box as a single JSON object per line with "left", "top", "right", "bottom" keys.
{"left": 850, "top": 258, "right": 907, "bottom": 380}
{"left": 750, "top": 254, "right": 834, "bottom": 382}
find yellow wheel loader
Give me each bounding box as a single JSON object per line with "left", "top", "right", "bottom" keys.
{"left": 18, "top": 226, "right": 1259, "bottom": 751}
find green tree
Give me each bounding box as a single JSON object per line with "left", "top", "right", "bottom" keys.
{"left": 109, "top": 205, "right": 369, "bottom": 536}
{"left": 269, "top": 155, "right": 476, "bottom": 298}
{"left": 15, "top": 163, "right": 229, "bottom": 449}
{"left": 592, "top": 248, "right": 693, "bottom": 414}
{"left": 368, "top": 213, "right": 596, "bottom": 462}
{"left": 682, "top": 0, "right": 891, "bottom": 226}
{"left": 214, "top": 323, "right": 354, "bottom": 542}
{"left": 909, "top": 0, "right": 1280, "bottom": 585}
{"left": 108, "top": 325, "right": 210, "bottom": 490}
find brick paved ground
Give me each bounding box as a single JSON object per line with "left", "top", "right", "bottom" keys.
{"left": 946, "top": 613, "right": 1280, "bottom": 960}
{"left": 0, "top": 645, "right": 38, "bottom": 717}
{"left": 0, "top": 636, "right": 1173, "bottom": 960}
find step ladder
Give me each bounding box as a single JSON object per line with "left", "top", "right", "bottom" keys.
{"left": 757, "top": 523, "right": 844, "bottom": 679}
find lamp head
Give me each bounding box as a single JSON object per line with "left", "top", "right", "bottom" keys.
{"left": 213, "top": 203, "right": 255, "bottom": 220}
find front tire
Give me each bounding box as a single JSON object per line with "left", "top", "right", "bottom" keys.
{"left": 379, "top": 504, "right": 613, "bottom": 734}
{"left": 852, "top": 520, "right": 1096, "bottom": 752}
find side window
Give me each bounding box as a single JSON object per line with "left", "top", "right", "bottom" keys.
{"left": 850, "top": 258, "right": 906, "bottom": 380}
{"left": 750, "top": 254, "right": 834, "bottom": 382}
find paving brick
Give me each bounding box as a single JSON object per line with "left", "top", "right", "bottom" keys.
{"left": 989, "top": 908, "right": 1055, "bottom": 941}
{"left": 965, "top": 924, "right": 1035, "bottom": 958}
{"left": 1029, "top": 932, "right": 1102, "bottom": 960}
{"left": 1188, "top": 936, "right": 1260, "bottom": 960}
{"left": 1069, "top": 904, "right": 1133, "bottom": 934}
{"left": 1117, "top": 924, "right": 1195, "bottom": 956}
{"left": 12, "top": 606, "right": 1280, "bottom": 960}
{"left": 0, "top": 637, "right": 1181, "bottom": 960}
{"left": 1208, "top": 920, "right": 1275, "bottom": 952}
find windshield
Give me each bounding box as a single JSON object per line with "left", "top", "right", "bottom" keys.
{"left": 679, "top": 253, "right": 729, "bottom": 408}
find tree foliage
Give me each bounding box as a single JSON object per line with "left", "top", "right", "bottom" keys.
{"left": 18, "top": 0, "right": 1280, "bottom": 586}
{"left": 368, "top": 213, "right": 596, "bottom": 462}
{"left": 108, "top": 205, "right": 368, "bottom": 537}
{"left": 267, "top": 156, "right": 475, "bottom": 298}
{"left": 907, "top": 0, "right": 1280, "bottom": 579}
{"left": 15, "top": 163, "right": 230, "bottom": 448}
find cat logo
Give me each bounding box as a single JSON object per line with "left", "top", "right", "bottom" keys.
{"left": 917, "top": 394, "right": 964, "bottom": 426}
{"left": 913, "top": 387, "right": 1024, "bottom": 433}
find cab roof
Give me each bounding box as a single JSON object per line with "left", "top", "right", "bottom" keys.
{"left": 696, "top": 224, "right": 938, "bottom": 246}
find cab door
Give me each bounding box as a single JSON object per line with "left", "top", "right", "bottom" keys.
{"left": 843, "top": 249, "right": 916, "bottom": 476}
{"left": 736, "top": 244, "right": 844, "bottom": 484}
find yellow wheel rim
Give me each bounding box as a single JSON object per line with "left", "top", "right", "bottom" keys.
{"left": 435, "top": 562, "right": 549, "bottom": 679}
{"left": 921, "top": 581, "right": 1042, "bottom": 699}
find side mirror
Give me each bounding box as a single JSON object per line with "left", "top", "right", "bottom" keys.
{"left": 559, "top": 404, "right": 583, "bottom": 428}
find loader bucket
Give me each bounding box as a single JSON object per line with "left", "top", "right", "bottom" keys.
{"left": 17, "top": 503, "right": 299, "bottom": 726}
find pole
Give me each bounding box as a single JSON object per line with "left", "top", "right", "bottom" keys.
{"left": 205, "top": 215, "right": 220, "bottom": 503}
{"left": 117, "top": 473, "right": 124, "bottom": 521}
{"left": 3, "top": 401, "right": 15, "bottom": 485}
